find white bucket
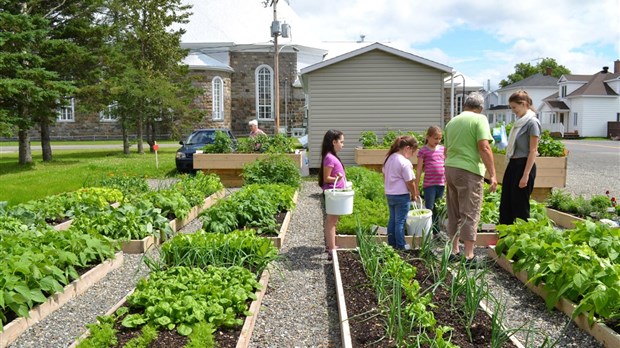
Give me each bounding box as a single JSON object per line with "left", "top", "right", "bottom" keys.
{"left": 406, "top": 199, "right": 432, "bottom": 236}
{"left": 324, "top": 178, "right": 354, "bottom": 215}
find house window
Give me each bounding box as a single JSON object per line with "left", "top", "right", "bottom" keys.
{"left": 255, "top": 65, "right": 273, "bottom": 120}
{"left": 561, "top": 85, "right": 567, "bottom": 98}
{"left": 551, "top": 114, "right": 557, "bottom": 123}
{"left": 573, "top": 112, "right": 578, "bottom": 126}
{"left": 57, "top": 98, "right": 75, "bottom": 122}
{"left": 456, "top": 95, "right": 463, "bottom": 114}
{"left": 212, "top": 76, "right": 224, "bottom": 121}
{"left": 99, "top": 103, "right": 118, "bottom": 122}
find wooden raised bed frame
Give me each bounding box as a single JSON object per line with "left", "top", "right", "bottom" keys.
{"left": 0, "top": 252, "right": 124, "bottom": 348}
{"left": 68, "top": 266, "right": 273, "bottom": 348}
{"left": 121, "top": 189, "right": 225, "bottom": 254}
{"left": 194, "top": 152, "right": 305, "bottom": 187}
{"left": 488, "top": 152, "right": 568, "bottom": 202}
{"left": 332, "top": 250, "right": 525, "bottom": 348}
{"left": 488, "top": 248, "right": 620, "bottom": 348}
{"left": 354, "top": 148, "right": 418, "bottom": 172}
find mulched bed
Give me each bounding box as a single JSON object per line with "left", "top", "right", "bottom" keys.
{"left": 337, "top": 250, "right": 519, "bottom": 347}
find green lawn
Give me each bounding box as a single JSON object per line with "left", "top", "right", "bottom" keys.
{"left": 0, "top": 147, "right": 178, "bottom": 206}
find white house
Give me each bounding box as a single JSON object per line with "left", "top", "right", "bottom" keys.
{"left": 486, "top": 70, "right": 558, "bottom": 128}
{"left": 540, "top": 61, "right": 620, "bottom": 137}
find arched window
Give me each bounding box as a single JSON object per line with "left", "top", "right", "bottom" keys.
{"left": 212, "top": 76, "right": 224, "bottom": 120}
{"left": 255, "top": 65, "right": 273, "bottom": 120}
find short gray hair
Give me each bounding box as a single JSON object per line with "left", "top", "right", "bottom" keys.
{"left": 248, "top": 119, "right": 258, "bottom": 126}
{"left": 463, "top": 92, "right": 484, "bottom": 109}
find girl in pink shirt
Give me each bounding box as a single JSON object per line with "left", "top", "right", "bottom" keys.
{"left": 382, "top": 135, "right": 419, "bottom": 250}
{"left": 415, "top": 126, "right": 446, "bottom": 233}
{"left": 319, "top": 130, "right": 346, "bottom": 260}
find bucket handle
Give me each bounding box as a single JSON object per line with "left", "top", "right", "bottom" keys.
{"left": 333, "top": 175, "right": 340, "bottom": 189}
{"left": 412, "top": 196, "right": 425, "bottom": 210}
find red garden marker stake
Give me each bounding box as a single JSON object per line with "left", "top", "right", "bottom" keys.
{"left": 153, "top": 142, "right": 159, "bottom": 169}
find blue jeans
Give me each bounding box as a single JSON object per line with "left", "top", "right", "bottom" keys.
{"left": 424, "top": 185, "right": 445, "bottom": 233}
{"left": 386, "top": 194, "right": 411, "bottom": 249}
{"left": 423, "top": 185, "right": 445, "bottom": 210}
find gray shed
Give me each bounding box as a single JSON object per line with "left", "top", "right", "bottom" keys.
{"left": 300, "top": 42, "right": 453, "bottom": 168}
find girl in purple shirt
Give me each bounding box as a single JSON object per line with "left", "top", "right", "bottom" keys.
{"left": 319, "top": 130, "right": 346, "bottom": 260}
{"left": 383, "top": 135, "right": 419, "bottom": 250}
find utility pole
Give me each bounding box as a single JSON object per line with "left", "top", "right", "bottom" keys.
{"left": 272, "top": 0, "right": 280, "bottom": 134}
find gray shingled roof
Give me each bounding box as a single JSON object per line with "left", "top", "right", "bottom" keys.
{"left": 567, "top": 72, "right": 620, "bottom": 97}
{"left": 502, "top": 73, "right": 559, "bottom": 89}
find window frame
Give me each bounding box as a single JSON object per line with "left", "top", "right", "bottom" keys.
{"left": 57, "top": 98, "right": 75, "bottom": 122}
{"left": 212, "top": 76, "right": 224, "bottom": 121}
{"left": 255, "top": 65, "right": 274, "bottom": 120}
{"left": 99, "top": 102, "right": 118, "bottom": 122}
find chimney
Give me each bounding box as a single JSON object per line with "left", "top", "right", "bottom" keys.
{"left": 602, "top": 66, "right": 609, "bottom": 73}
{"left": 545, "top": 66, "right": 553, "bottom": 76}
{"left": 615, "top": 60, "right": 620, "bottom": 74}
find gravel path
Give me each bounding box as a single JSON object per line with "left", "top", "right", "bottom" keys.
{"left": 249, "top": 183, "right": 340, "bottom": 347}
{"left": 6, "top": 174, "right": 615, "bottom": 347}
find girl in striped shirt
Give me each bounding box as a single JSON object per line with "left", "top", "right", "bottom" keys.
{"left": 415, "top": 126, "right": 446, "bottom": 233}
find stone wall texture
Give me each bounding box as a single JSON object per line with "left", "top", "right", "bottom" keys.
{"left": 21, "top": 50, "right": 308, "bottom": 141}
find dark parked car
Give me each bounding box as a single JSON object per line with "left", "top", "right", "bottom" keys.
{"left": 175, "top": 128, "right": 236, "bottom": 173}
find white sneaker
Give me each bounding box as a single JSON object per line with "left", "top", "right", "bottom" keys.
{"left": 404, "top": 244, "right": 411, "bottom": 250}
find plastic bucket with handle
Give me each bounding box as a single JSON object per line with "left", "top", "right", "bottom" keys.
{"left": 406, "top": 198, "right": 432, "bottom": 236}
{"left": 324, "top": 177, "right": 355, "bottom": 215}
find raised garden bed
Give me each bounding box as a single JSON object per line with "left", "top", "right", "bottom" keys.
{"left": 487, "top": 152, "right": 568, "bottom": 202}
{"left": 68, "top": 267, "right": 271, "bottom": 348}
{"left": 354, "top": 148, "right": 418, "bottom": 172}
{"left": 194, "top": 152, "right": 305, "bottom": 187}
{"left": 121, "top": 189, "right": 226, "bottom": 254}
{"left": 0, "top": 252, "right": 124, "bottom": 348}
{"left": 544, "top": 207, "right": 586, "bottom": 229}
{"left": 488, "top": 248, "right": 620, "bottom": 348}
{"left": 333, "top": 249, "right": 524, "bottom": 347}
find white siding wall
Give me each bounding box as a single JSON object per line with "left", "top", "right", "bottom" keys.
{"left": 305, "top": 50, "right": 446, "bottom": 168}
{"left": 574, "top": 97, "right": 620, "bottom": 136}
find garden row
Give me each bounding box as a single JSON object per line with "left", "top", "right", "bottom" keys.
{"left": 0, "top": 172, "right": 226, "bottom": 347}
{"left": 1, "top": 154, "right": 303, "bottom": 347}
{"left": 337, "top": 164, "right": 619, "bottom": 347}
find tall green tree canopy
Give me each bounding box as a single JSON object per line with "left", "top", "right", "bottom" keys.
{"left": 499, "top": 58, "right": 571, "bottom": 88}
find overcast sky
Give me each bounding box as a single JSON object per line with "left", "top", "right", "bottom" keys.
{"left": 287, "top": 0, "right": 620, "bottom": 89}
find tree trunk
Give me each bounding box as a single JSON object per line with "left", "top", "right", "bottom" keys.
{"left": 18, "top": 128, "right": 32, "bottom": 165}
{"left": 122, "top": 118, "right": 130, "bottom": 154}
{"left": 146, "top": 118, "right": 155, "bottom": 153}
{"left": 40, "top": 116, "right": 53, "bottom": 161}
{"left": 137, "top": 114, "right": 144, "bottom": 154}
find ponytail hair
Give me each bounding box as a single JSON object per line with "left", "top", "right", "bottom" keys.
{"left": 383, "top": 135, "right": 418, "bottom": 165}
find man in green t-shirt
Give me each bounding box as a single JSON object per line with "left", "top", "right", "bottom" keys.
{"left": 443, "top": 92, "right": 497, "bottom": 266}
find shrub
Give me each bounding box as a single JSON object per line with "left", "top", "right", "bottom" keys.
{"left": 203, "top": 130, "right": 233, "bottom": 153}
{"left": 242, "top": 154, "right": 301, "bottom": 188}
{"left": 359, "top": 131, "right": 379, "bottom": 148}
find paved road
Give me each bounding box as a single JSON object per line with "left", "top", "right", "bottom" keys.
{"left": 562, "top": 140, "right": 620, "bottom": 198}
